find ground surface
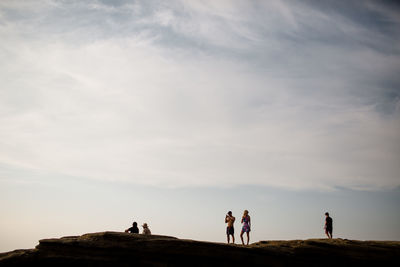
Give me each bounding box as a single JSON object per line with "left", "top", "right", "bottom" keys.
{"left": 1, "top": 232, "right": 399, "bottom": 266}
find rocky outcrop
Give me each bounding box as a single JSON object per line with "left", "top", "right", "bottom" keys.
{"left": 0, "top": 232, "right": 399, "bottom": 266}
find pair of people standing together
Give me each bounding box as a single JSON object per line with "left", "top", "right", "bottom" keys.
{"left": 225, "top": 210, "right": 251, "bottom": 245}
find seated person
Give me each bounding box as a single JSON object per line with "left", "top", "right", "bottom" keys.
{"left": 125, "top": 222, "right": 139, "bottom": 234}
{"left": 142, "top": 223, "right": 151, "bottom": 235}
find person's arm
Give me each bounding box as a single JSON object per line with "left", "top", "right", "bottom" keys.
{"left": 241, "top": 217, "right": 244, "bottom": 223}
{"left": 249, "top": 216, "right": 251, "bottom": 228}
{"left": 124, "top": 229, "right": 129, "bottom": 233}
{"left": 225, "top": 216, "right": 228, "bottom": 223}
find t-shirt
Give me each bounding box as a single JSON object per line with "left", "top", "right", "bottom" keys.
{"left": 326, "top": 217, "right": 333, "bottom": 229}
{"left": 127, "top": 226, "right": 139, "bottom": 234}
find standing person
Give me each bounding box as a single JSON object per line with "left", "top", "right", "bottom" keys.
{"left": 240, "top": 210, "right": 251, "bottom": 245}
{"left": 142, "top": 223, "right": 152, "bottom": 235}
{"left": 324, "top": 212, "right": 333, "bottom": 239}
{"left": 125, "top": 221, "right": 139, "bottom": 234}
{"left": 225, "top": 211, "right": 236, "bottom": 244}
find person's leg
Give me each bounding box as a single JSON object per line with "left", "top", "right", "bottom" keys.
{"left": 325, "top": 229, "right": 330, "bottom": 238}
{"left": 246, "top": 232, "right": 250, "bottom": 245}
{"left": 326, "top": 229, "right": 332, "bottom": 239}
{"left": 227, "top": 234, "right": 230, "bottom": 243}
{"left": 231, "top": 234, "right": 235, "bottom": 244}
{"left": 240, "top": 231, "right": 244, "bottom": 245}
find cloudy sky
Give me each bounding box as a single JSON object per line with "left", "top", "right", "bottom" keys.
{"left": 1, "top": 0, "right": 399, "bottom": 252}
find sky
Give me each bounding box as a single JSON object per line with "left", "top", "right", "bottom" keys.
{"left": 0, "top": 0, "right": 400, "bottom": 252}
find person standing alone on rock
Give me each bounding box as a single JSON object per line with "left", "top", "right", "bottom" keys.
{"left": 125, "top": 221, "right": 139, "bottom": 234}
{"left": 240, "top": 210, "right": 251, "bottom": 245}
{"left": 225, "top": 211, "right": 235, "bottom": 244}
{"left": 324, "top": 212, "right": 333, "bottom": 239}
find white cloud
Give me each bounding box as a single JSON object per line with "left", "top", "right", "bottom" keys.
{"left": 0, "top": 0, "right": 399, "bottom": 190}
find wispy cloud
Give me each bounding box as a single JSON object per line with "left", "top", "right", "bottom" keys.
{"left": 0, "top": 0, "right": 399, "bottom": 190}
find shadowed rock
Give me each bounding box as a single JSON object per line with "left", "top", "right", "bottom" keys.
{"left": 0, "top": 232, "right": 399, "bottom": 266}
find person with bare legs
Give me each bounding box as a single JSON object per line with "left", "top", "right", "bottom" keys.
{"left": 240, "top": 210, "right": 251, "bottom": 245}
{"left": 225, "top": 211, "right": 235, "bottom": 244}
{"left": 324, "top": 212, "right": 333, "bottom": 239}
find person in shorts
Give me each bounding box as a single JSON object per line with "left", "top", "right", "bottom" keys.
{"left": 225, "top": 211, "right": 236, "bottom": 244}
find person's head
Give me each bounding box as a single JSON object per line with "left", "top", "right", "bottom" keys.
{"left": 227, "top": 211, "right": 232, "bottom": 216}
{"left": 325, "top": 212, "right": 329, "bottom": 217}
{"left": 243, "top": 210, "right": 249, "bottom": 217}
{"left": 142, "top": 223, "right": 148, "bottom": 228}
{"left": 133, "top": 222, "right": 137, "bottom": 227}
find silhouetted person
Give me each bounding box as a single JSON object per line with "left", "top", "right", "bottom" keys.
{"left": 142, "top": 223, "right": 151, "bottom": 235}
{"left": 240, "top": 210, "right": 251, "bottom": 245}
{"left": 125, "top": 221, "right": 139, "bottom": 234}
{"left": 225, "top": 211, "right": 236, "bottom": 244}
{"left": 324, "top": 212, "right": 333, "bottom": 239}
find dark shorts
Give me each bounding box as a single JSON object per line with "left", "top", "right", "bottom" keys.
{"left": 226, "top": 226, "right": 234, "bottom": 235}
{"left": 326, "top": 227, "right": 333, "bottom": 234}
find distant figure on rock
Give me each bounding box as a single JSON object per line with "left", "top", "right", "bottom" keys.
{"left": 142, "top": 223, "right": 151, "bottom": 235}
{"left": 125, "top": 221, "right": 139, "bottom": 234}
{"left": 240, "top": 210, "right": 251, "bottom": 245}
{"left": 324, "top": 212, "right": 333, "bottom": 239}
{"left": 225, "top": 211, "right": 236, "bottom": 244}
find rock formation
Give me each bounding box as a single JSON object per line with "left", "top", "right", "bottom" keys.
{"left": 1, "top": 232, "right": 399, "bottom": 266}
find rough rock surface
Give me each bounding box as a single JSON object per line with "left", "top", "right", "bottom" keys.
{"left": 0, "top": 232, "right": 399, "bottom": 266}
